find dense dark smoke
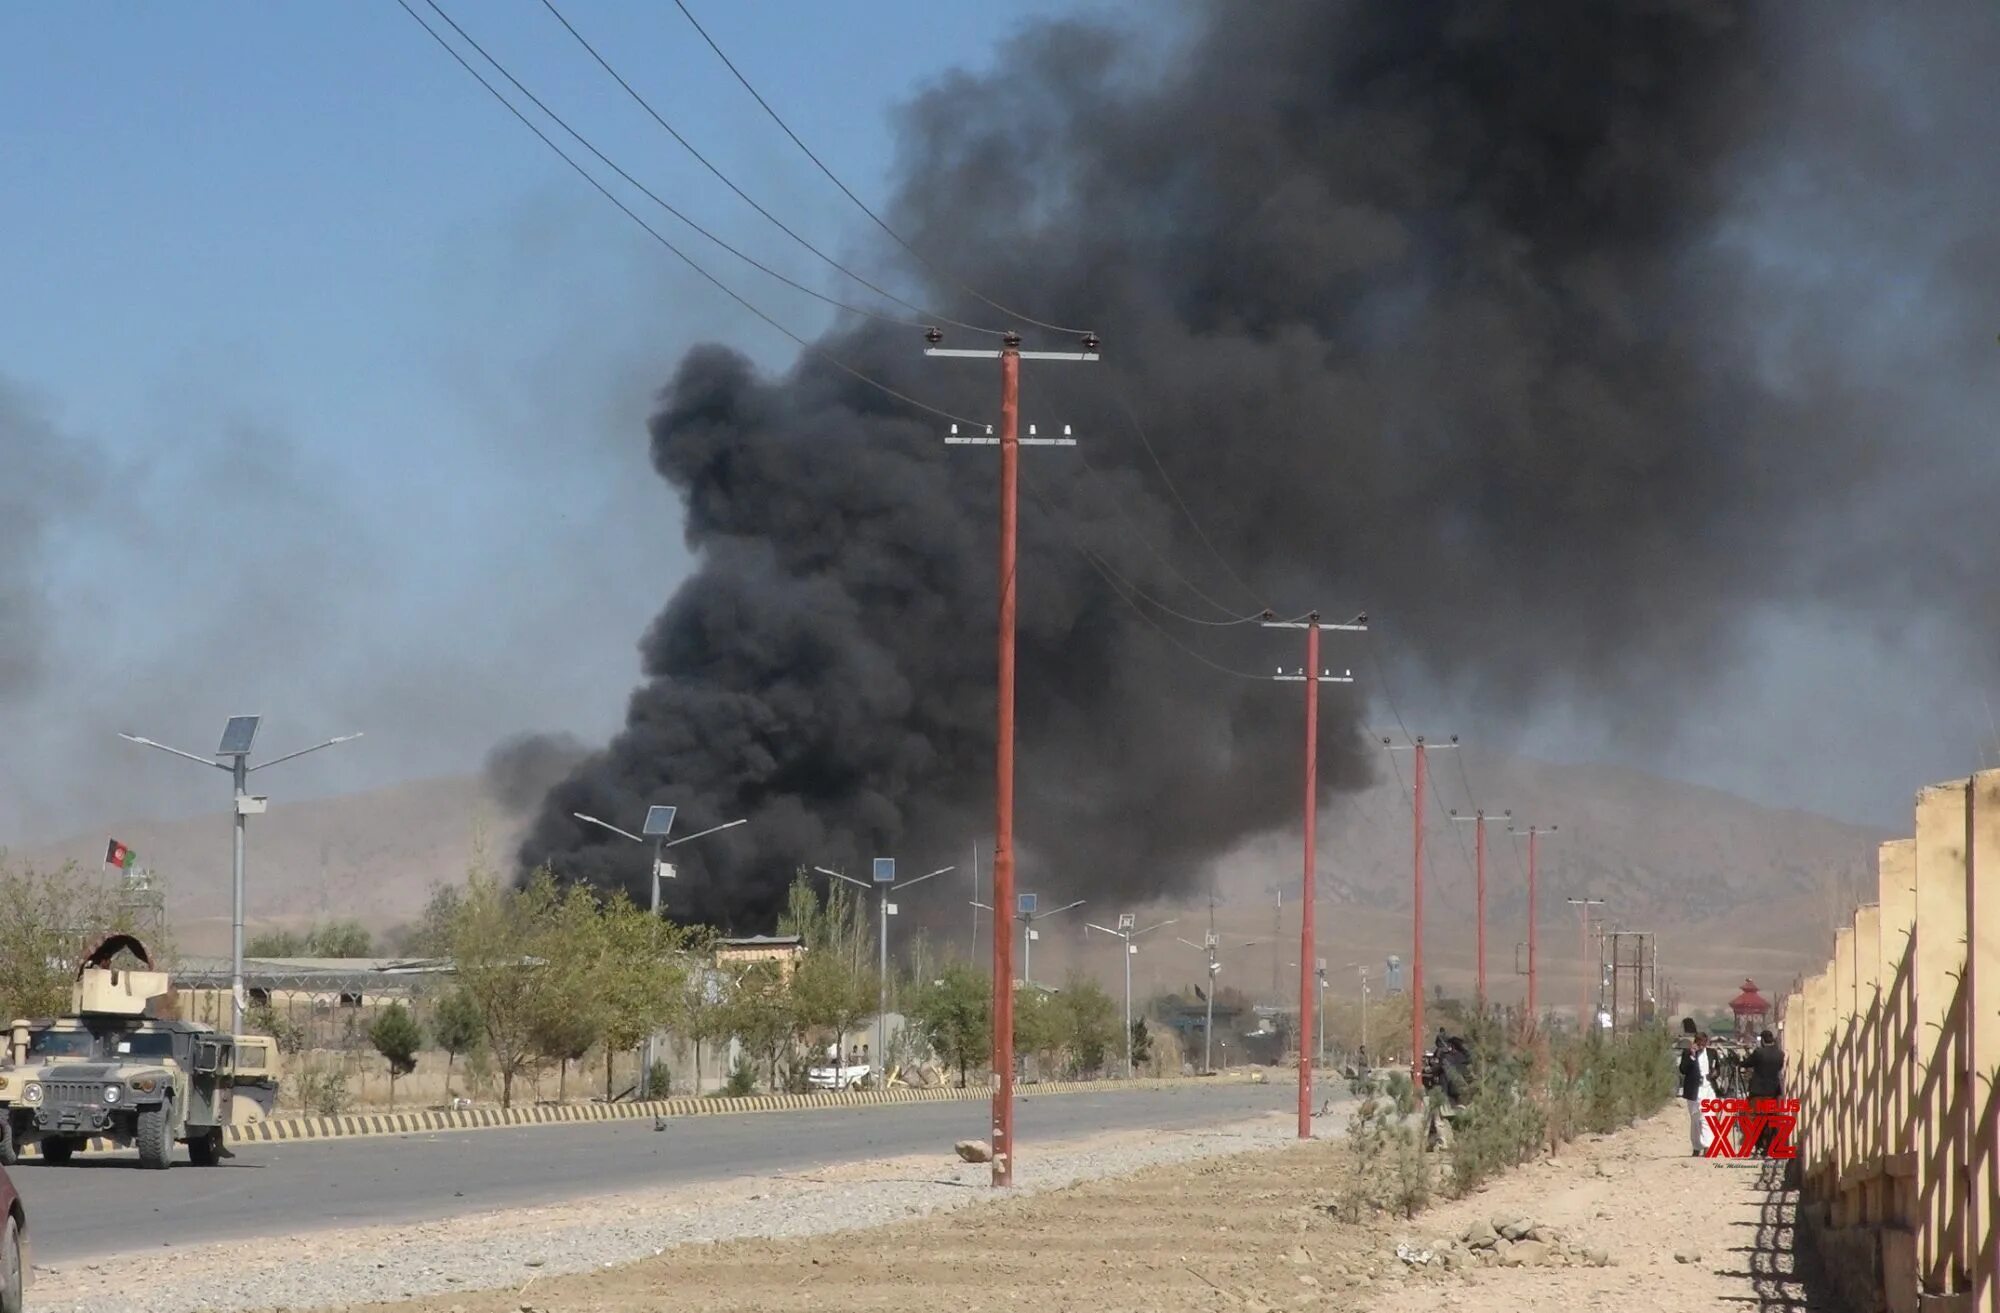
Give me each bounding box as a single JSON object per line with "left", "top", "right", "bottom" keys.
{"left": 522, "top": 1, "right": 2000, "bottom": 930}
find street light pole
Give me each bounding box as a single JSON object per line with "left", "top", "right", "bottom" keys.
{"left": 819, "top": 861, "right": 954, "bottom": 1080}
{"left": 121, "top": 719, "right": 361, "bottom": 1032}
{"left": 1088, "top": 915, "right": 1175, "bottom": 1078}
{"left": 576, "top": 809, "right": 747, "bottom": 1093}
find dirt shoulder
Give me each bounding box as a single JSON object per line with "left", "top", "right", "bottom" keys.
{"left": 269, "top": 1103, "right": 1829, "bottom": 1313}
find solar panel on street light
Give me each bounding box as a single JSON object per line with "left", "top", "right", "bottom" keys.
{"left": 873, "top": 857, "right": 896, "bottom": 884}
{"left": 217, "top": 716, "right": 261, "bottom": 757}
{"left": 641, "top": 805, "right": 677, "bottom": 837}
{"left": 1018, "top": 892, "right": 1037, "bottom": 915}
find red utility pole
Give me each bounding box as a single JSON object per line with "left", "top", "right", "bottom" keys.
{"left": 1511, "top": 822, "right": 1556, "bottom": 1028}
{"left": 931, "top": 328, "right": 1095, "bottom": 1187}
{"left": 1302, "top": 622, "right": 1319, "bottom": 1140}
{"left": 1453, "top": 807, "right": 1510, "bottom": 1011}
{"left": 1475, "top": 814, "right": 1487, "bottom": 1006}
{"left": 1567, "top": 897, "right": 1605, "bottom": 1031}
{"left": 992, "top": 343, "right": 1019, "bottom": 1186}
{"left": 1384, "top": 734, "right": 1455, "bottom": 1081}
{"left": 1412, "top": 741, "right": 1426, "bottom": 1078}
{"left": 1264, "top": 611, "right": 1364, "bottom": 1139}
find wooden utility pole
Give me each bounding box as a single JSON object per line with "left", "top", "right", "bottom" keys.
{"left": 1265, "top": 612, "right": 1363, "bottom": 1138}
{"left": 929, "top": 328, "right": 1095, "bottom": 1187}
{"left": 1385, "top": 734, "right": 1457, "bottom": 1080}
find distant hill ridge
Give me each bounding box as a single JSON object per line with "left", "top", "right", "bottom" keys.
{"left": 9, "top": 749, "right": 1884, "bottom": 1010}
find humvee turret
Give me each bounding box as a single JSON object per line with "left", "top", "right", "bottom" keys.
{"left": 0, "top": 934, "right": 279, "bottom": 1168}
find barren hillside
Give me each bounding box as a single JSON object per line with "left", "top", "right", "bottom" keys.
{"left": 6, "top": 748, "right": 1884, "bottom": 1014}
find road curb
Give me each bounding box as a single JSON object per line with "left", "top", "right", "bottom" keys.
{"left": 217, "top": 1073, "right": 1244, "bottom": 1148}
{"left": 11, "top": 1073, "right": 1265, "bottom": 1158}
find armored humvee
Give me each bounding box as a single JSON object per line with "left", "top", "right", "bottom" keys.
{"left": 0, "top": 934, "right": 279, "bottom": 1169}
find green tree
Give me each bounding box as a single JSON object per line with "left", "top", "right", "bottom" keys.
{"left": 1052, "top": 975, "right": 1120, "bottom": 1077}
{"left": 596, "top": 893, "right": 689, "bottom": 1101}
{"left": 0, "top": 858, "right": 162, "bottom": 1022}
{"left": 725, "top": 960, "right": 795, "bottom": 1089}
{"left": 449, "top": 862, "right": 559, "bottom": 1109}
{"left": 1012, "top": 986, "right": 1063, "bottom": 1071}
{"left": 1130, "top": 1018, "right": 1153, "bottom": 1069}
{"left": 779, "top": 874, "right": 876, "bottom": 1069}
{"left": 395, "top": 884, "right": 465, "bottom": 957}
{"left": 527, "top": 882, "right": 610, "bottom": 1103}
{"left": 430, "top": 986, "right": 483, "bottom": 1095}
{"left": 679, "top": 949, "right": 731, "bottom": 1092}
{"left": 307, "top": 919, "right": 373, "bottom": 957}
{"left": 368, "top": 1002, "right": 424, "bottom": 1108}
{"left": 907, "top": 962, "right": 990, "bottom": 1087}
{"left": 245, "top": 928, "right": 308, "bottom": 958}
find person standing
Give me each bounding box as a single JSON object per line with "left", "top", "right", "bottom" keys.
{"left": 1681, "top": 1031, "right": 1717, "bottom": 1156}
{"left": 1747, "top": 1029, "right": 1786, "bottom": 1156}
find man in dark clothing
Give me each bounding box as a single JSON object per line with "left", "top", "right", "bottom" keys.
{"left": 1441, "top": 1036, "right": 1473, "bottom": 1107}
{"left": 1747, "top": 1029, "right": 1786, "bottom": 1156}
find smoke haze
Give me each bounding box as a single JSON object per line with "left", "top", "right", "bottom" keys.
{"left": 520, "top": 2, "right": 1999, "bottom": 930}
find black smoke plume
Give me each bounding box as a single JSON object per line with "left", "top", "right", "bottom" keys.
{"left": 522, "top": 1, "right": 1999, "bottom": 930}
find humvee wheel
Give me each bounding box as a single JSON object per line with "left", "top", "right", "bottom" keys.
{"left": 0, "top": 1211, "right": 21, "bottom": 1313}
{"left": 136, "top": 1105, "right": 171, "bottom": 1170}
{"left": 189, "top": 1127, "right": 222, "bottom": 1166}
{"left": 0, "top": 1119, "right": 15, "bottom": 1167}
{"left": 39, "top": 1138, "right": 76, "bottom": 1165}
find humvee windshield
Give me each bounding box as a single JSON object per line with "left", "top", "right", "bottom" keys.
{"left": 111, "top": 1033, "right": 177, "bottom": 1060}
{"left": 27, "top": 1030, "right": 95, "bottom": 1059}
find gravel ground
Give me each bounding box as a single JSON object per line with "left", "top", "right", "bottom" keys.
{"left": 265, "top": 1100, "right": 1835, "bottom": 1313}
{"left": 32, "top": 1107, "right": 1312, "bottom": 1313}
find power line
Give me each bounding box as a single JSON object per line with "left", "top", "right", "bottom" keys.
{"left": 670, "top": 0, "right": 1095, "bottom": 339}
{"left": 1017, "top": 467, "right": 1272, "bottom": 681}
{"left": 535, "top": 0, "right": 1007, "bottom": 341}
{"left": 394, "top": 0, "right": 982, "bottom": 429}
{"left": 420, "top": 0, "right": 939, "bottom": 336}
{"left": 1107, "top": 382, "right": 1275, "bottom": 614}
{"left": 1070, "top": 444, "right": 1270, "bottom": 625}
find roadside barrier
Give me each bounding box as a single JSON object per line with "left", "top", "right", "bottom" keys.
{"left": 1785, "top": 771, "right": 1998, "bottom": 1313}
{"left": 17, "top": 1072, "right": 1245, "bottom": 1157}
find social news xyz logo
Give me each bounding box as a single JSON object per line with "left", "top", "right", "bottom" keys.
{"left": 1700, "top": 1097, "right": 1799, "bottom": 1159}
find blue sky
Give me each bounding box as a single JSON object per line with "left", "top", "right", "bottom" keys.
{"left": 2, "top": 2, "right": 1990, "bottom": 846}
{"left": 0, "top": 0, "right": 1108, "bottom": 838}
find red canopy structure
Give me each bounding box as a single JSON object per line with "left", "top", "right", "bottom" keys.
{"left": 1729, "top": 978, "right": 1770, "bottom": 1039}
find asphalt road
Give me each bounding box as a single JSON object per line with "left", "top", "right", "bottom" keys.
{"left": 18, "top": 1080, "right": 1299, "bottom": 1262}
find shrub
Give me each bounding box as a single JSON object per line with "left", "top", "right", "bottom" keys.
{"left": 294, "top": 1060, "right": 349, "bottom": 1116}
{"left": 1336, "top": 1089, "right": 1431, "bottom": 1221}
{"left": 721, "top": 1057, "right": 757, "bottom": 1097}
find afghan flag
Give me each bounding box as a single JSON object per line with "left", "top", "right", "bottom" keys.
{"left": 105, "top": 839, "right": 137, "bottom": 871}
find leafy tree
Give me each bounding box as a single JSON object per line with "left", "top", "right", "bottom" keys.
{"left": 1052, "top": 975, "right": 1120, "bottom": 1077}
{"left": 907, "top": 962, "right": 990, "bottom": 1087}
{"left": 395, "top": 884, "right": 465, "bottom": 957}
{"left": 679, "top": 950, "right": 731, "bottom": 1092}
{"left": 308, "top": 919, "right": 373, "bottom": 958}
{"left": 594, "top": 893, "right": 688, "bottom": 1101}
{"left": 368, "top": 1002, "right": 423, "bottom": 1108}
{"left": 244, "top": 1001, "right": 306, "bottom": 1055}
{"left": 1130, "top": 1018, "right": 1153, "bottom": 1069}
{"left": 449, "top": 862, "right": 560, "bottom": 1109}
{"left": 245, "top": 928, "right": 308, "bottom": 957}
{"left": 246, "top": 920, "right": 373, "bottom": 959}
{"left": 527, "top": 882, "right": 610, "bottom": 1103}
{"left": 725, "top": 960, "right": 795, "bottom": 1089}
{"left": 430, "top": 986, "right": 483, "bottom": 1094}
{"left": 0, "top": 858, "right": 161, "bottom": 1021}
{"left": 779, "top": 874, "right": 876, "bottom": 1068}
{"left": 1012, "top": 985, "right": 1064, "bottom": 1071}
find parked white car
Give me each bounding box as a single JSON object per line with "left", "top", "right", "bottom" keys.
{"left": 807, "top": 1063, "right": 871, "bottom": 1091}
